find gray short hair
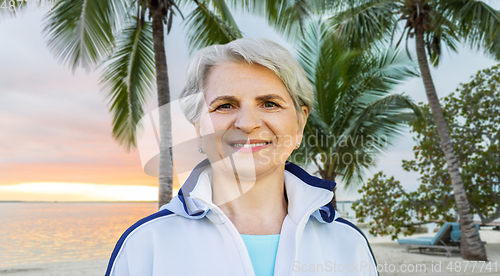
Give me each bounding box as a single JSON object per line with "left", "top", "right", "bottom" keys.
{"left": 179, "top": 37, "right": 314, "bottom": 126}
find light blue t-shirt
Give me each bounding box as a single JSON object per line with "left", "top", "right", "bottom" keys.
{"left": 240, "top": 234, "right": 280, "bottom": 276}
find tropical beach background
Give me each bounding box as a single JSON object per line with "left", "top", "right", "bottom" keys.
{"left": 1, "top": 1, "right": 500, "bottom": 275}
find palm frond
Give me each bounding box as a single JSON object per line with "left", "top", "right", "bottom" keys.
{"left": 42, "top": 0, "right": 120, "bottom": 73}
{"left": 482, "top": 27, "right": 500, "bottom": 60}
{"left": 210, "top": 0, "right": 238, "bottom": 26}
{"left": 356, "top": 45, "right": 419, "bottom": 99}
{"left": 313, "top": 31, "right": 360, "bottom": 126}
{"left": 184, "top": 1, "right": 242, "bottom": 52}
{"left": 308, "top": 36, "right": 418, "bottom": 130}
{"left": 99, "top": 19, "right": 155, "bottom": 150}
{"left": 248, "top": 0, "right": 312, "bottom": 42}
{"left": 344, "top": 93, "right": 423, "bottom": 139}
{"left": 308, "top": 0, "right": 333, "bottom": 15}
{"left": 296, "top": 19, "right": 325, "bottom": 84}
{"left": 293, "top": 15, "right": 421, "bottom": 187}
{"left": 422, "top": 7, "right": 460, "bottom": 66}
{"left": 305, "top": 112, "right": 331, "bottom": 150}
{"left": 336, "top": 95, "right": 421, "bottom": 187}
{"left": 442, "top": 0, "right": 500, "bottom": 60}
{"left": 326, "top": 0, "right": 397, "bottom": 50}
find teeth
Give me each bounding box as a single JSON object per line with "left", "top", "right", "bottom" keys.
{"left": 232, "top": 142, "right": 269, "bottom": 147}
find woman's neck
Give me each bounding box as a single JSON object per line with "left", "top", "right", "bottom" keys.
{"left": 211, "top": 165, "right": 288, "bottom": 235}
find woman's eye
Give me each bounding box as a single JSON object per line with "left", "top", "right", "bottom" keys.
{"left": 264, "top": 101, "right": 279, "bottom": 108}
{"left": 216, "top": 103, "right": 233, "bottom": 110}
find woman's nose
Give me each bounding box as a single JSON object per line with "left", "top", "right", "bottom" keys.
{"left": 234, "top": 106, "right": 261, "bottom": 133}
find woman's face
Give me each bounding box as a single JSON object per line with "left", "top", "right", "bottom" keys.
{"left": 195, "top": 62, "right": 308, "bottom": 179}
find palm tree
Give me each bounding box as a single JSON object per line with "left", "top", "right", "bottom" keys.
{"left": 35, "top": 0, "right": 329, "bottom": 208}
{"left": 327, "top": 0, "right": 500, "bottom": 261}
{"left": 291, "top": 20, "right": 421, "bottom": 210}
{"left": 37, "top": 0, "right": 242, "bottom": 208}
{"left": 0, "top": 0, "right": 324, "bottom": 209}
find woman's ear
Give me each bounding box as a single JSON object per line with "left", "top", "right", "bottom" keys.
{"left": 298, "top": 106, "right": 309, "bottom": 132}
{"left": 296, "top": 106, "right": 309, "bottom": 144}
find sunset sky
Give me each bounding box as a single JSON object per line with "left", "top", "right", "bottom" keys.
{"left": 0, "top": 4, "right": 498, "bottom": 202}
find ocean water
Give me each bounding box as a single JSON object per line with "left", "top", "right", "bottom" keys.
{"left": 0, "top": 202, "right": 361, "bottom": 268}
{"left": 0, "top": 202, "right": 158, "bottom": 268}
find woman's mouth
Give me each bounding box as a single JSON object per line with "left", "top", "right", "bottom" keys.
{"left": 229, "top": 140, "right": 271, "bottom": 152}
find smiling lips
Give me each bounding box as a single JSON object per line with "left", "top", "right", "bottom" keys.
{"left": 229, "top": 139, "right": 272, "bottom": 152}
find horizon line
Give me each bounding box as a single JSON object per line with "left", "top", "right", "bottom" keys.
{"left": 0, "top": 200, "right": 159, "bottom": 203}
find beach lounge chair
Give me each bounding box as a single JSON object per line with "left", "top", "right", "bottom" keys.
{"left": 397, "top": 222, "right": 480, "bottom": 257}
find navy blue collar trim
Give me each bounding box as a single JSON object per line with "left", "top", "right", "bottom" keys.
{"left": 334, "top": 217, "right": 378, "bottom": 266}
{"left": 179, "top": 158, "right": 211, "bottom": 196}
{"left": 177, "top": 159, "right": 337, "bottom": 218}
{"left": 284, "top": 161, "right": 336, "bottom": 191}
{"left": 105, "top": 209, "right": 175, "bottom": 276}
{"left": 284, "top": 161, "right": 336, "bottom": 223}
{"left": 177, "top": 158, "right": 211, "bottom": 216}
{"left": 320, "top": 202, "right": 336, "bottom": 223}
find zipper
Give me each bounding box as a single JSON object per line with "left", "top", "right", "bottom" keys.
{"left": 193, "top": 195, "right": 256, "bottom": 276}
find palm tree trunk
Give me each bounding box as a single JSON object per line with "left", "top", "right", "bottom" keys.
{"left": 151, "top": 3, "right": 174, "bottom": 209}
{"left": 415, "top": 27, "right": 487, "bottom": 261}
{"left": 331, "top": 187, "right": 337, "bottom": 211}
{"left": 319, "top": 165, "right": 338, "bottom": 210}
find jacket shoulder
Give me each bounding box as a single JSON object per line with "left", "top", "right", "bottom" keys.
{"left": 105, "top": 209, "right": 177, "bottom": 276}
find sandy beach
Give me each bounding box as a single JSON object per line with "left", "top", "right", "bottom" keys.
{"left": 0, "top": 259, "right": 109, "bottom": 276}
{"left": 367, "top": 228, "right": 500, "bottom": 275}
{"left": 1, "top": 229, "right": 499, "bottom": 275}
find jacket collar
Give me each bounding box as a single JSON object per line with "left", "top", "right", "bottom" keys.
{"left": 163, "top": 159, "right": 337, "bottom": 224}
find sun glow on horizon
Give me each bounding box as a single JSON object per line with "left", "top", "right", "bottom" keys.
{"left": 0, "top": 182, "right": 178, "bottom": 202}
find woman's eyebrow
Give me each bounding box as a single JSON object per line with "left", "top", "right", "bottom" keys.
{"left": 208, "top": 94, "right": 286, "bottom": 106}
{"left": 256, "top": 94, "right": 286, "bottom": 102}
{"left": 209, "top": 95, "right": 237, "bottom": 106}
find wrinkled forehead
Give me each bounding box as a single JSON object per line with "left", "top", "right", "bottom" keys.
{"left": 206, "top": 62, "right": 286, "bottom": 93}
{"left": 203, "top": 62, "right": 297, "bottom": 109}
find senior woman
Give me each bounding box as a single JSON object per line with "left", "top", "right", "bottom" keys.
{"left": 106, "top": 38, "right": 378, "bottom": 276}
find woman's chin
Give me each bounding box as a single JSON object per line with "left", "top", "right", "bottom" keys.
{"left": 209, "top": 154, "right": 282, "bottom": 179}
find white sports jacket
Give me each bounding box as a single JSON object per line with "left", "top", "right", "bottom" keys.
{"left": 105, "top": 159, "right": 378, "bottom": 275}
